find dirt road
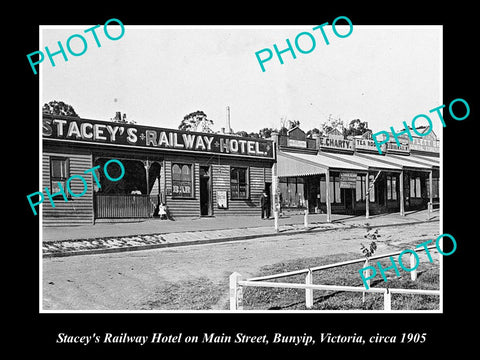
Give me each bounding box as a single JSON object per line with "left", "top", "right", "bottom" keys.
{"left": 42, "top": 221, "right": 439, "bottom": 311}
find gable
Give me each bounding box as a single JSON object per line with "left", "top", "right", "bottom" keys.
{"left": 287, "top": 126, "right": 306, "bottom": 141}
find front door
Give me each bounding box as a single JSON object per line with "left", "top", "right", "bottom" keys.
{"left": 343, "top": 188, "right": 355, "bottom": 214}
{"left": 200, "top": 166, "right": 211, "bottom": 216}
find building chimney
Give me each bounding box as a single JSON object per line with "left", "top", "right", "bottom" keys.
{"left": 115, "top": 111, "right": 121, "bottom": 121}
{"left": 226, "top": 106, "right": 231, "bottom": 134}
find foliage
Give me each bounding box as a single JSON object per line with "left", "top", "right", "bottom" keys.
{"left": 360, "top": 241, "right": 377, "bottom": 259}
{"left": 235, "top": 130, "right": 249, "bottom": 137}
{"left": 306, "top": 128, "right": 321, "bottom": 138}
{"left": 43, "top": 100, "right": 79, "bottom": 117}
{"left": 258, "top": 127, "right": 274, "bottom": 138}
{"left": 179, "top": 110, "right": 214, "bottom": 133}
{"left": 344, "top": 119, "right": 370, "bottom": 137}
{"left": 320, "top": 114, "right": 345, "bottom": 136}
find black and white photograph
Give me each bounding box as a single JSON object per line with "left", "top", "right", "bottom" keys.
{"left": 17, "top": 4, "right": 476, "bottom": 355}
{"left": 39, "top": 23, "right": 443, "bottom": 313}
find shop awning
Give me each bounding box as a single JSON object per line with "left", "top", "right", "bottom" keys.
{"left": 407, "top": 154, "right": 440, "bottom": 168}
{"left": 277, "top": 151, "right": 365, "bottom": 177}
{"left": 356, "top": 153, "right": 435, "bottom": 171}
{"left": 321, "top": 152, "right": 402, "bottom": 172}
{"left": 277, "top": 150, "right": 439, "bottom": 178}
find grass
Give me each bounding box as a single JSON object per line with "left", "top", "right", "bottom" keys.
{"left": 137, "top": 253, "right": 440, "bottom": 311}
{"left": 141, "top": 277, "right": 227, "bottom": 310}
{"left": 241, "top": 253, "right": 440, "bottom": 311}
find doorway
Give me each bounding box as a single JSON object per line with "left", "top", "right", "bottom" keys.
{"left": 343, "top": 188, "right": 355, "bottom": 214}
{"left": 200, "top": 166, "right": 212, "bottom": 216}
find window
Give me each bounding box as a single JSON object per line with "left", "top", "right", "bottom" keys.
{"left": 387, "top": 175, "right": 397, "bottom": 200}
{"left": 50, "top": 157, "right": 69, "bottom": 194}
{"left": 279, "top": 177, "right": 305, "bottom": 207}
{"left": 320, "top": 174, "right": 341, "bottom": 203}
{"left": 426, "top": 178, "right": 440, "bottom": 199}
{"left": 410, "top": 176, "right": 422, "bottom": 198}
{"left": 172, "top": 163, "right": 193, "bottom": 198}
{"left": 356, "top": 175, "right": 366, "bottom": 201}
{"left": 230, "top": 167, "right": 249, "bottom": 199}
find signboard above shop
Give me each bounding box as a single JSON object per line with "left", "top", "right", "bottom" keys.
{"left": 385, "top": 141, "right": 410, "bottom": 154}
{"left": 354, "top": 138, "right": 379, "bottom": 152}
{"left": 318, "top": 136, "right": 354, "bottom": 153}
{"left": 287, "top": 139, "right": 307, "bottom": 148}
{"left": 43, "top": 115, "right": 275, "bottom": 160}
{"left": 410, "top": 137, "right": 440, "bottom": 153}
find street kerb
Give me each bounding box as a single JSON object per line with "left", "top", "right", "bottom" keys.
{"left": 42, "top": 218, "right": 439, "bottom": 258}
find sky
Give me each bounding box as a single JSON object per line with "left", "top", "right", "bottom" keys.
{"left": 40, "top": 24, "right": 442, "bottom": 138}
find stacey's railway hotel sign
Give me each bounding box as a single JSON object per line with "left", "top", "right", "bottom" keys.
{"left": 43, "top": 117, "right": 273, "bottom": 158}
{"left": 41, "top": 115, "right": 275, "bottom": 226}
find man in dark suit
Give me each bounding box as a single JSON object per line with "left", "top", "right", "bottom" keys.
{"left": 260, "top": 190, "right": 270, "bottom": 219}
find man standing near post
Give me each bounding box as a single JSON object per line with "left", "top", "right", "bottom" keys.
{"left": 260, "top": 190, "right": 270, "bottom": 219}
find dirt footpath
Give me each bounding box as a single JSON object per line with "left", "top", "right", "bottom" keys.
{"left": 42, "top": 221, "right": 440, "bottom": 311}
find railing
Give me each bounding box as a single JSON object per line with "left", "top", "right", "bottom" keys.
{"left": 229, "top": 244, "right": 440, "bottom": 311}
{"left": 94, "top": 194, "right": 157, "bottom": 218}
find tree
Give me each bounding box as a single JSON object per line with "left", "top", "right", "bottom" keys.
{"left": 43, "top": 100, "right": 79, "bottom": 117}
{"left": 258, "top": 127, "right": 274, "bottom": 138}
{"left": 179, "top": 110, "right": 214, "bottom": 133}
{"left": 235, "top": 130, "right": 249, "bottom": 137}
{"left": 320, "top": 114, "right": 345, "bottom": 135}
{"left": 306, "top": 128, "right": 321, "bottom": 138}
{"left": 288, "top": 120, "right": 300, "bottom": 129}
{"left": 344, "top": 119, "right": 370, "bottom": 137}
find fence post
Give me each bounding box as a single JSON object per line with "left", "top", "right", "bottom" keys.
{"left": 274, "top": 210, "right": 279, "bottom": 232}
{"left": 229, "top": 272, "right": 243, "bottom": 310}
{"left": 427, "top": 202, "right": 432, "bottom": 220}
{"left": 305, "top": 269, "right": 313, "bottom": 309}
{"left": 362, "top": 259, "right": 369, "bottom": 303}
{"left": 304, "top": 209, "right": 309, "bottom": 229}
{"left": 384, "top": 289, "right": 391, "bottom": 311}
{"left": 410, "top": 252, "right": 417, "bottom": 281}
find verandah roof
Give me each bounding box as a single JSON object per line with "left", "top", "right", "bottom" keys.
{"left": 277, "top": 150, "right": 437, "bottom": 178}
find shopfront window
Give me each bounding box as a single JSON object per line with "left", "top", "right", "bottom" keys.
{"left": 410, "top": 176, "right": 422, "bottom": 198}
{"left": 230, "top": 167, "right": 249, "bottom": 199}
{"left": 320, "top": 174, "right": 341, "bottom": 203}
{"left": 172, "top": 163, "right": 193, "bottom": 198}
{"left": 387, "top": 175, "right": 397, "bottom": 200}
{"left": 426, "top": 178, "right": 440, "bottom": 199}
{"left": 50, "top": 157, "right": 69, "bottom": 194}
{"left": 279, "top": 177, "right": 305, "bottom": 207}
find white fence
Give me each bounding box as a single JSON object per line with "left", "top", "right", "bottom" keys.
{"left": 229, "top": 245, "right": 440, "bottom": 311}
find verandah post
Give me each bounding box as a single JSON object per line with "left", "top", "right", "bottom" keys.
{"left": 274, "top": 210, "right": 279, "bottom": 232}
{"left": 325, "top": 170, "right": 331, "bottom": 223}
{"left": 365, "top": 171, "right": 370, "bottom": 219}
{"left": 399, "top": 170, "right": 405, "bottom": 216}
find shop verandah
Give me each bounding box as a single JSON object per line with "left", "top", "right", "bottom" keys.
{"left": 275, "top": 151, "right": 439, "bottom": 221}
{"left": 93, "top": 157, "right": 163, "bottom": 219}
